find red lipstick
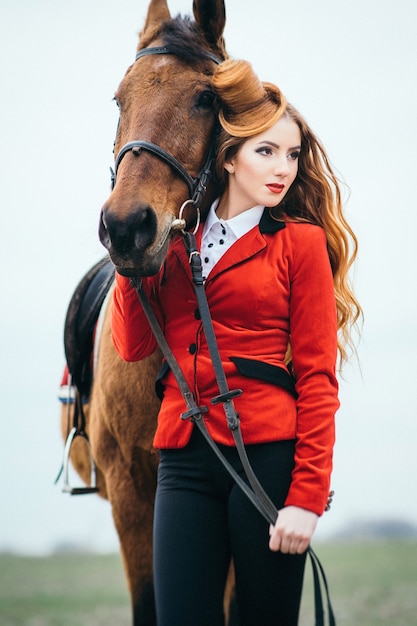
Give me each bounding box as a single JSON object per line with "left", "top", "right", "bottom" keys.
{"left": 266, "top": 183, "right": 284, "bottom": 194}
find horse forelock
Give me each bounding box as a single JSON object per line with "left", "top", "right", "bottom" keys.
{"left": 140, "top": 15, "right": 226, "bottom": 66}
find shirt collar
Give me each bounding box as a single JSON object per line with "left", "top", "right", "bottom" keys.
{"left": 203, "top": 198, "right": 264, "bottom": 241}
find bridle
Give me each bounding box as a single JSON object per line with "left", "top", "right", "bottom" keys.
{"left": 110, "top": 45, "right": 222, "bottom": 211}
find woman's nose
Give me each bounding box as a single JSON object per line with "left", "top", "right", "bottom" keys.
{"left": 273, "top": 156, "right": 290, "bottom": 176}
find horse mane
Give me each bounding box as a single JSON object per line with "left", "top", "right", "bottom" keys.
{"left": 140, "top": 15, "right": 226, "bottom": 65}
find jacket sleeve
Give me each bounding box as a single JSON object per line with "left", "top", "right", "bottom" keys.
{"left": 283, "top": 224, "right": 339, "bottom": 516}
{"left": 111, "top": 272, "right": 162, "bottom": 361}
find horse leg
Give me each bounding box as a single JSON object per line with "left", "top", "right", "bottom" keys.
{"left": 92, "top": 422, "right": 157, "bottom": 625}
{"left": 88, "top": 321, "right": 159, "bottom": 624}
{"left": 111, "top": 473, "right": 156, "bottom": 626}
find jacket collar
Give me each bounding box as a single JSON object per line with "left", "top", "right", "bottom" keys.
{"left": 259, "top": 207, "right": 286, "bottom": 233}
{"left": 170, "top": 207, "right": 286, "bottom": 284}
{"left": 197, "top": 207, "right": 286, "bottom": 242}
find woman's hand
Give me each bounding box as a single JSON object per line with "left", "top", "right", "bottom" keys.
{"left": 269, "top": 506, "right": 318, "bottom": 554}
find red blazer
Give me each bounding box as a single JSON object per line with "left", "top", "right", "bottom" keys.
{"left": 112, "top": 209, "right": 339, "bottom": 515}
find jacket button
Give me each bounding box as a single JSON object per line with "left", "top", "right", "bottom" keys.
{"left": 194, "top": 309, "right": 201, "bottom": 320}
{"left": 189, "top": 343, "right": 197, "bottom": 354}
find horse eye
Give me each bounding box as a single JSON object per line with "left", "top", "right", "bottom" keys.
{"left": 196, "top": 90, "right": 215, "bottom": 108}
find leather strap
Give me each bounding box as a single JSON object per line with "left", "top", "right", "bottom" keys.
{"left": 135, "top": 45, "right": 222, "bottom": 65}
{"left": 182, "top": 230, "right": 279, "bottom": 524}
{"left": 113, "top": 140, "right": 196, "bottom": 197}
{"left": 129, "top": 276, "right": 271, "bottom": 521}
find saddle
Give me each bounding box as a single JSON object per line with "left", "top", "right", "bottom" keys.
{"left": 58, "top": 256, "right": 114, "bottom": 495}
{"left": 64, "top": 256, "right": 115, "bottom": 399}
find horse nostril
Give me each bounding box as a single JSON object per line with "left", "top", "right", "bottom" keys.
{"left": 98, "top": 205, "right": 157, "bottom": 257}
{"left": 98, "top": 211, "right": 111, "bottom": 250}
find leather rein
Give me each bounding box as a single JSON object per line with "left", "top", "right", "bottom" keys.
{"left": 130, "top": 234, "right": 278, "bottom": 524}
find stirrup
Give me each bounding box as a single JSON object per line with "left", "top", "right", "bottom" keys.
{"left": 62, "top": 427, "right": 99, "bottom": 495}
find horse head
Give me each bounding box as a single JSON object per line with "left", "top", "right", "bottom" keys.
{"left": 99, "top": 0, "right": 227, "bottom": 277}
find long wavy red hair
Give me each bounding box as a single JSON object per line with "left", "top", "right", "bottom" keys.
{"left": 212, "top": 60, "right": 362, "bottom": 364}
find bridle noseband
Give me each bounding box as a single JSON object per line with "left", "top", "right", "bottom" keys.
{"left": 110, "top": 45, "right": 222, "bottom": 209}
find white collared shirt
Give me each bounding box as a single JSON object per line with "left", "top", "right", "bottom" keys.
{"left": 201, "top": 199, "right": 264, "bottom": 279}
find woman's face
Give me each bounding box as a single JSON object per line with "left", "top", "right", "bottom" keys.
{"left": 224, "top": 115, "right": 301, "bottom": 216}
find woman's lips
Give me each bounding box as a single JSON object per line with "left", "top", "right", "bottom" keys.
{"left": 266, "top": 183, "right": 285, "bottom": 194}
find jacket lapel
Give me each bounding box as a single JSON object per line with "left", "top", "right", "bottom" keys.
{"left": 170, "top": 208, "right": 286, "bottom": 285}
{"left": 206, "top": 208, "right": 286, "bottom": 283}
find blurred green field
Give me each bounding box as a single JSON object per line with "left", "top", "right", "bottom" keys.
{"left": 0, "top": 540, "right": 416, "bottom": 625}
{"left": 298, "top": 540, "right": 417, "bottom": 626}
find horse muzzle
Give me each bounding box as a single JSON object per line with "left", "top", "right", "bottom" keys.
{"left": 99, "top": 204, "right": 170, "bottom": 277}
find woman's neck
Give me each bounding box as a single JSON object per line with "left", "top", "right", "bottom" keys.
{"left": 216, "top": 190, "right": 248, "bottom": 221}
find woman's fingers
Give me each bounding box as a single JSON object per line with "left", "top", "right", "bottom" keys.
{"left": 269, "top": 506, "right": 318, "bottom": 553}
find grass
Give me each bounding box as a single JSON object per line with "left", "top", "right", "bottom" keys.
{"left": 0, "top": 552, "right": 130, "bottom": 626}
{"left": 299, "top": 540, "right": 417, "bottom": 625}
{"left": 0, "top": 540, "right": 416, "bottom": 625}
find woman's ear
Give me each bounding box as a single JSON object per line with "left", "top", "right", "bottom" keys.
{"left": 224, "top": 160, "right": 234, "bottom": 174}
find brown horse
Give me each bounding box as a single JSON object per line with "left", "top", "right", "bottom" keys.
{"left": 60, "top": 1, "right": 235, "bottom": 625}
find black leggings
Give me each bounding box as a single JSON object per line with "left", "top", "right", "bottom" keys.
{"left": 153, "top": 427, "right": 307, "bottom": 626}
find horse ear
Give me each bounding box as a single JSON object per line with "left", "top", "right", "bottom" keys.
{"left": 193, "top": 0, "right": 227, "bottom": 56}
{"left": 141, "top": 0, "right": 171, "bottom": 36}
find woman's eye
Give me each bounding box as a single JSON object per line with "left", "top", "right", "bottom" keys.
{"left": 288, "top": 151, "right": 300, "bottom": 161}
{"left": 256, "top": 147, "right": 273, "bottom": 156}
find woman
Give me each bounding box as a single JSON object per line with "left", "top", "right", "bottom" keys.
{"left": 112, "top": 59, "right": 361, "bottom": 625}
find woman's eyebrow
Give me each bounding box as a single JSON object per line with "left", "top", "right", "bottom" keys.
{"left": 257, "top": 140, "right": 302, "bottom": 150}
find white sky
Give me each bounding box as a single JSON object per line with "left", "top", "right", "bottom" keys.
{"left": 1, "top": 0, "right": 416, "bottom": 554}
